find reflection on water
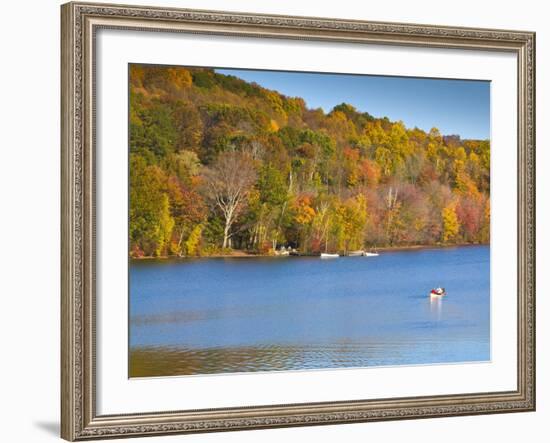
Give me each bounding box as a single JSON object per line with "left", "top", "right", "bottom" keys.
{"left": 430, "top": 296, "right": 443, "bottom": 322}
{"left": 130, "top": 246, "right": 490, "bottom": 377}
{"left": 130, "top": 338, "right": 488, "bottom": 377}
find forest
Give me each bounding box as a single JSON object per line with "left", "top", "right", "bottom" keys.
{"left": 129, "top": 64, "right": 490, "bottom": 258}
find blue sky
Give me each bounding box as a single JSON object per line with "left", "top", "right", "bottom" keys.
{"left": 216, "top": 68, "right": 490, "bottom": 140}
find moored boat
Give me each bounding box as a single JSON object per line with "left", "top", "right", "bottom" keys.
{"left": 347, "top": 250, "right": 379, "bottom": 257}
{"left": 320, "top": 253, "right": 339, "bottom": 258}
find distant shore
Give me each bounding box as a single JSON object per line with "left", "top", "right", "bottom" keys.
{"left": 130, "top": 243, "right": 488, "bottom": 260}
{"left": 373, "top": 243, "right": 488, "bottom": 253}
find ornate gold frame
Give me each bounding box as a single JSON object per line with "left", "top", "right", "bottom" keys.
{"left": 61, "top": 2, "right": 536, "bottom": 440}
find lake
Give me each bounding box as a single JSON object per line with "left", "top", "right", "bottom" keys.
{"left": 129, "top": 245, "right": 490, "bottom": 377}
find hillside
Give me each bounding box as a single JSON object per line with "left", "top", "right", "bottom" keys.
{"left": 129, "top": 64, "right": 490, "bottom": 257}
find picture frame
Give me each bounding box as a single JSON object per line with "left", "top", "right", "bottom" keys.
{"left": 61, "top": 1, "right": 536, "bottom": 440}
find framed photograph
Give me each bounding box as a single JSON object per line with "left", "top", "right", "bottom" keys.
{"left": 61, "top": 1, "right": 536, "bottom": 440}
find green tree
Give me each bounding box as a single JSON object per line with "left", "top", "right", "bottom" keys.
{"left": 248, "top": 164, "right": 289, "bottom": 250}
{"left": 129, "top": 155, "right": 174, "bottom": 256}
{"left": 130, "top": 100, "right": 177, "bottom": 160}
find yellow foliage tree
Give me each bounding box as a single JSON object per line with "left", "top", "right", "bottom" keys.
{"left": 479, "top": 199, "right": 491, "bottom": 243}
{"left": 332, "top": 195, "right": 368, "bottom": 253}
{"left": 441, "top": 202, "right": 460, "bottom": 243}
{"left": 166, "top": 67, "right": 192, "bottom": 90}
{"left": 155, "top": 194, "right": 175, "bottom": 256}
{"left": 293, "top": 196, "right": 316, "bottom": 225}
{"left": 184, "top": 224, "right": 203, "bottom": 256}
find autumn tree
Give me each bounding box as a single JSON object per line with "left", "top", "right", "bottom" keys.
{"left": 128, "top": 64, "right": 491, "bottom": 256}
{"left": 129, "top": 155, "right": 174, "bottom": 256}
{"left": 166, "top": 176, "right": 207, "bottom": 256}
{"left": 201, "top": 150, "right": 257, "bottom": 249}
{"left": 171, "top": 100, "right": 203, "bottom": 152}
{"left": 290, "top": 194, "right": 316, "bottom": 251}
{"left": 248, "top": 163, "right": 289, "bottom": 251}
{"left": 441, "top": 202, "right": 460, "bottom": 243}
{"left": 331, "top": 195, "right": 368, "bottom": 253}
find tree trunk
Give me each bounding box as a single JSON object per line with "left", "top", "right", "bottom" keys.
{"left": 177, "top": 227, "right": 185, "bottom": 257}
{"left": 222, "top": 220, "right": 231, "bottom": 249}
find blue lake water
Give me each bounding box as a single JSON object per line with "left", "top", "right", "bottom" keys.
{"left": 129, "top": 245, "right": 490, "bottom": 376}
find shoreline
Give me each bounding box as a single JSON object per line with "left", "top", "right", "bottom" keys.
{"left": 130, "top": 243, "right": 489, "bottom": 260}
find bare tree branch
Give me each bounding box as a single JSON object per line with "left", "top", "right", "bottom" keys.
{"left": 201, "top": 151, "right": 257, "bottom": 248}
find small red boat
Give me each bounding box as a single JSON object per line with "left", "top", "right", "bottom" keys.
{"left": 429, "top": 287, "right": 446, "bottom": 298}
